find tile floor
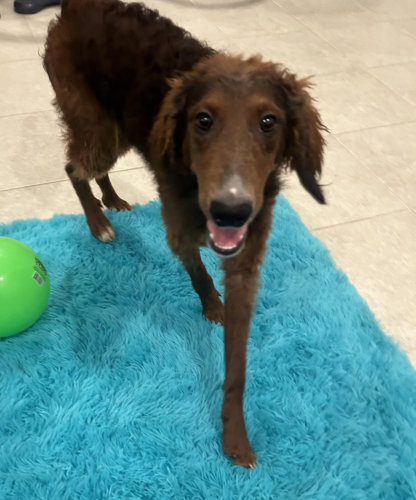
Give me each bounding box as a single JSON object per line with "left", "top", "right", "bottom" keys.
{"left": 0, "top": 0, "right": 415, "bottom": 365}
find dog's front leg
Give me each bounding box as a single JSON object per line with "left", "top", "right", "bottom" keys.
{"left": 158, "top": 184, "right": 224, "bottom": 324}
{"left": 220, "top": 193, "right": 275, "bottom": 468}
{"left": 221, "top": 265, "right": 259, "bottom": 468}
{"left": 179, "top": 245, "right": 224, "bottom": 325}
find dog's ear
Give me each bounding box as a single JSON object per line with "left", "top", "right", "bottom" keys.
{"left": 279, "top": 72, "right": 327, "bottom": 204}
{"left": 149, "top": 77, "right": 190, "bottom": 168}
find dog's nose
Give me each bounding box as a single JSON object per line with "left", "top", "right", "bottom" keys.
{"left": 210, "top": 196, "right": 253, "bottom": 227}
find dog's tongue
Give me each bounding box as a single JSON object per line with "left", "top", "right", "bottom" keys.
{"left": 207, "top": 221, "right": 247, "bottom": 249}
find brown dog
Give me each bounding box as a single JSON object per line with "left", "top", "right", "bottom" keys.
{"left": 44, "top": 0, "right": 326, "bottom": 468}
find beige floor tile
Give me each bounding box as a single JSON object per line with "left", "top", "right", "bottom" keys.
{"left": 368, "top": 62, "right": 416, "bottom": 105}
{"left": 25, "top": 5, "right": 60, "bottom": 48}
{"left": 0, "top": 59, "right": 54, "bottom": 117}
{"left": 201, "top": 0, "right": 303, "bottom": 37}
{"left": 312, "top": 70, "right": 416, "bottom": 134}
{"left": 180, "top": 17, "right": 225, "bottom": 44}
{"left": 0, "top": 168, "right": 158, "bottom": 224}
{"left": 232, "top": 30, "right": 352, "bottom": 76}
{"left": 317, "top": 22, "right": 416, "bottom": 68}
{"left": 296, "top": 8, "right": 381, "bottom": 32}
{"left": 272, "top": 0, "right": 364, "bottom": 16}
{"left": 190, "top": 0, "right": 262, "bottom": 6}
{"left": 282, "top": 135, "right": 406, "bottom": 230}
{"left": 0, "top": 181, "right": 81, "bottom": 223}
{"left": 0, "top": 111, "right": 66, "bottom": 190}
{"left": 357, "top": 0, "right": 416, "bottom": 20}
{"left": 0, "top": 1, "right": 16, "bottom": 16}
{"left": 146, "top": 1, "right": 224, "bottom": 42}
{"left": 113, "top": 149, "right": 148, "bottom": 172}
{"left": 315, "top": 210, "right": 416, "bottom": 351}
{"left": 213, "top": 38, "right": 246, "bottom": 55}
{"left": 409, "top": 350, "right": 416, "bottom": 368}
{"left": 0, "top": 16, "right": 40, "bottom": 64}
{"left": 0, "top": 111, "right": 148, "bottom": 191}
{"left": 393, "top": 18, "right": 416, "bottom": 39}
{"left": 338, "top": 122, "right": 416, "bottom": 209}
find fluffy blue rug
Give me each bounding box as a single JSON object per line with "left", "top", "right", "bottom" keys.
{"left": 1, "top": 197, "right": 415, "bottom": 499}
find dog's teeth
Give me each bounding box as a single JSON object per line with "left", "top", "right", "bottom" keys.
{"left": 217, "top": 244, "right": 237, "bottom": 251}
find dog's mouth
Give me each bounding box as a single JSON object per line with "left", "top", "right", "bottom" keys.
{"left": 207, "top": 220, "right": 248, "bottom": 258}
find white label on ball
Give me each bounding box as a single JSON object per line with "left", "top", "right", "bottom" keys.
{"left": 32, "top": 272, "right": 44, "bottom": 286}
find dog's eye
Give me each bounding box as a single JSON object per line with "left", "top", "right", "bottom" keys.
{"left": 196, "top": 112, "right": 213, "bottom": 133}
{"left": 259, "top": 115, "right": 277, "bottom": 133}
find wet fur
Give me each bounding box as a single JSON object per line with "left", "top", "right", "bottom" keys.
{"left": 44, "top": 0, "right": 327, "bottom": 467}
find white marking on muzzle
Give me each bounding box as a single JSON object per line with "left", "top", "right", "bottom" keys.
{"left": 221, "top": 174, "right": 248, "bottom": 201}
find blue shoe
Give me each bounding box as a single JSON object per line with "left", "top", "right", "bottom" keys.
{"left": 14, "top": 0, "right": 60, "bottom": 14}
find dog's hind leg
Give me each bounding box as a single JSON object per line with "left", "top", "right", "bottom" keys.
{"left": 45, "top": 46, "right": 128, "bottom": 242}
{"left": 96, "top": 174, "right": 132, "bottom": 212}
{"left": 65, "top": 164, "right": 115, "bottom": 242}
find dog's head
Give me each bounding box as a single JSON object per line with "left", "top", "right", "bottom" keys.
{"left": 150, "top": 54, "right": 327, "bottom": 257}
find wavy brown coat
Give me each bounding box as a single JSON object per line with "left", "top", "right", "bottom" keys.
{"left": 44, "top": 0, "right": 327, "bottom": 468}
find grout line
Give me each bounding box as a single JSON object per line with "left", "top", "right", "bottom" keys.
{"left": 292, "top": 12, "right": 371, "bottom": 57}
{"left": 0, "top": 166, "right": 148, "bottom": 194}
{"left": 333, "top": 118, "right": 416, "bottom": 136}
{"left": 218, "top": 28, "right": 305, "bottom": 41}
{"left": 366, "top": 60, "right": 416, "bottom": 70}
{"left": 0, "top": 108, "right": 54, "bottom": 119}
{"left": 270, "top": 0, "right": 365, "bottom": 16}
{"left": 0, "top": 178, "right": 70, "bottom": 194}
{"left": 364, "top": 68, "right": 416, "bottom": 107}
{"left": 216, "top": 27, "right": 305, "bottom": 39}
{"left": 335, "top": 119, "right": 416, "bottom": 136}
{"left": 0, "top": 57, "right": 44, "bottom": 67}
{"left": 312, "top": 208, "right": 411, "bottom": 233}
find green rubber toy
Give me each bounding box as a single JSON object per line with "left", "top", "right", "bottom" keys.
{"left": 0, "top": 237, "right": 50, "bottom": 338}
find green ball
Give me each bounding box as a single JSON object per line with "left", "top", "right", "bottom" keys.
{"left": 0, "top": 237, "right": 50, "bottom": 338}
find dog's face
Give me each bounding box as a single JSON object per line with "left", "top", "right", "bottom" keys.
{"left": 186, "top": 84, "right": 286, "bottom": 256}
{"left": 150, "top": 55, "right": 327, "bottom": 258}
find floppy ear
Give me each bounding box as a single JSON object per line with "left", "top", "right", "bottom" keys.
{"left": 149, "top": 77, "right": 189, "bottom": 168}
{"left": 280, "top": 73, "right": 327, "bottom": 204}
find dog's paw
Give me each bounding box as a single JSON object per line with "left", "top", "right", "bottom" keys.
{"left": 97, "top": 225, "right": 116, "bottom": 242}
{"left": 88, "top": 213, "right": 115, "bottom": 242}
{"left": 223, "top": 441, "right": 257, "bottom": 469}
{"left": 103, "top": 196, "right": 132, "bottom": 212}
{"left": 203, "top": 299, "right": 224, "bottom": 325}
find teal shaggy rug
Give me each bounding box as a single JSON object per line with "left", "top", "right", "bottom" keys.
{"left": 1, "top": 197, "right": 415, "bottom": 499}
